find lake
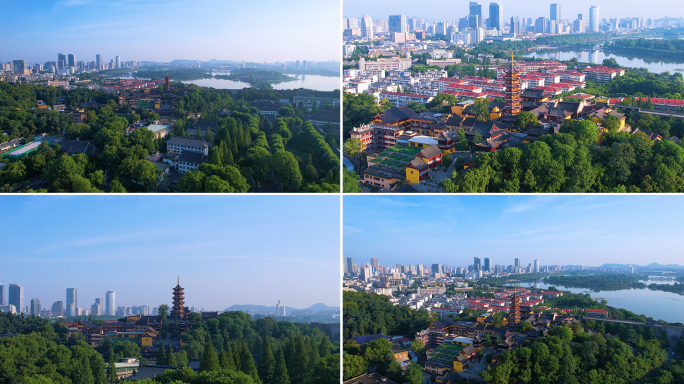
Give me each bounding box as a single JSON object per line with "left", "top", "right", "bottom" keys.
{"left": 115, "top": 72, "right": 339, "bottom": 91}
{"left": 181, "top": 73, "right": 339, "bottom": 91}
{"left": 522, "top": 49, "right": 684, "bottom": 74}
{"left": 513, "top": 279, "right": 684, "bottom": 324}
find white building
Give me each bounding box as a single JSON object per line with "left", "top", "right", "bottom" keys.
{"left": 166, "top": 136, "right": 209, "bottom": 156}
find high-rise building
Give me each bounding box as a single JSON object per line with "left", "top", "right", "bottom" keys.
{"left": 91, "top": 302, "right": 101, "bottom": 316}
{"left": 12, "top": 60, "right": 27, "bottom": 74}
{"left": 484, "top": 257, "right": 491, "bottom": 272}
{"left": 106, "top": 291, "right": 115, "bottom": 316}
{"left": 510, "top": 16, "right": 521, "bottom": 35}
{"left": 9, "top": 284, "right": 23, "bottom": 314}
{"left": 276, "top": 300, "right": 286, "bottom": 316}
{"left": 574, "top": 19, "right": 585, "bottom": 33}
{"left": 589, "top": 6, "right": 599, "bottom": 33}
{"left": 469, "top": 2, "right": 483, "bottom": 28}
{"left": 371, "top": 257, "right": 379, "bottom": 269}
{"left": 52, "top": 301, "right": 64, "bottom": 317}
{"left": 346, "top": 257, "right": 355, "bottom": 274}
{"left": 30, "top": 298, "right": 41, "bottom": 316}
{"left": 489, "top": 3, "right": 503, "bottom": 31}
{"left": 514, "top": 258, "right": 521, "bottom": 268}
{"left": 58, "top": 53, "right": 66, "bottom": 69}
{"left": 66, "top": 288, "right": 77, "bottom": 316}
{"left": 473, "top": 257, "right": 481, "bottom": 271}
{"left": 431, "top": 263, "right": 441, "bottom": 274}
{"left": 302, "top": 60, "right": 307, "bottom": 70}
{"left": 115, "top": 56, "right": 121, "bottom": 69}
{"left": 96, "top": 54, "right": 102, "bottom": 69}
{"left": 535, "top": 17, "right": 548, "bottom": 33}
{"left": 389, "top": 15, "right": 408, "bottom": 34}
{"left": 534, "top": 259, "right": 540, "bottom": 273}
{"left": 360, "top": 15, "right": 374, "bottom": 41}
{"left": 0, "top": 284, "right": 4, "bottom": 306}
{"left": 468, "top": 14, "right": 479, "bottom": 29}
{"left": 68, "top": 54, "right": 75, "bottom": 68}
{"left": 550, "top": 4, "right": 561, "bottom": 23}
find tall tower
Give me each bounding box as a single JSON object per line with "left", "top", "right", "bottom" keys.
{"left": 550, "top": 4, "right": 561, "bottom": 23}
{"left": 589, "top": 6, "right": 599, "bottom": 33}
{"left": 0, "top": 284, "right": 4, "bottom": 306}
{"left": 106, "top": 291, "right": 116, "bottom": 316}
{"left": 504, "top": 52, "right": 521, "bottom": 120}
{"left": 361, "top": 15, "right": 374, "bottom": 41}
{"left": 171, "top": 278, "right": 185, "bottom": 318}
{"left": 31, "top": 298, "right": 41, "bottom": 316}
{"left": 489, "top": 3, "right": 503, "bottom": 32}
{"left": 66, "top": 288, "right": 77, "bottom": 317}
{"left": 484, "top": 257, "right": 491, "bottom": 272}
{"left": 9, "top": 284, "right": 23, "bottom": 314}
{"left": 510, "top": 286, "right": 521, "bottom": 324}
{"left": 371, "top": 257, "right": 379, "bottom": 270}
{"left": 164, "top": 75, "right": 171, "bottom": 92}
{"left": 474, "top": 257, "right": 481, "bottom": 271}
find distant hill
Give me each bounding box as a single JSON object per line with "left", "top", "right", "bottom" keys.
{"left": 600, "top": 263, "right": 684, "bottom": 271}
{"left": 224, "top": 303, "right": 340, "bottom": 313}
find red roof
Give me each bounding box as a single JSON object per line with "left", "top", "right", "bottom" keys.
{"left": 381, "top": 92, "right": 430, "bottom": 99}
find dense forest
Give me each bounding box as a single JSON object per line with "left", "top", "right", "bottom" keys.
{"left": 482, "top": 323, "right": 668, "bottom": 384}
{"left": 544, "top": 274, "right": 646, "bottom": 289}
{"left": 609, "top": 38, "right": 684, "bottom": 59}
{"left": 0, "top": 311, "right": 338, "bottom": 384}
{"left": 0, "top": 83, "right": 339, "bottom": 193}
{"left": 343, "top": 291, "right": 437, "bottom": 340}
{"left": 441, "top": 127, "right": 684, "bottom": 193}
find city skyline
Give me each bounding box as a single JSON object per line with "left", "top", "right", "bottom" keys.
{"left": 344, "top": 195, "right": 684, "bottom": 266}
{"left": 2, "top": 196, "right": 340, "bottom": 311}
{"left": 0, "top": 0, "right": 340, "bottom": 63}
{"left": 343, "top": 0, "right": 684, "bottom": 21}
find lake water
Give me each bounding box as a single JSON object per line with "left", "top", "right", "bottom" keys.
{"left": 513, "top": 279, "right": 684, "bottom": 323}
{"left": 522, "top": 49, "right": 684, "bottom": 74}
{"left": 181, "top": 73, "right": 339, "bottom": 91}
{"left": 116, "top": 72, "right": 339, "bottom": 91}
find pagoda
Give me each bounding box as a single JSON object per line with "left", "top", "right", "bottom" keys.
{"left": 171, "top": 277, "right": 186, "bottom": 318}
{"left": 509, "top": 286, "right": 521, "bottom": 324}
{"left": 164, "top": 75, "right": 171, "bottom": 93}
{"left": 503, "top": 52, "right": 522, "bottom": 122}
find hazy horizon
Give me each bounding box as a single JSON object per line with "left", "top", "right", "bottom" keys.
{"left": 0, "top": 0, "right": 340, "bottom": 64}
{"left": 344, "top": 195, "right": 684, "bottom": 268}
{"left": 344, "top": 0, "right": 684, "bottom": 22}
{"left": 1, "top": 196, "right": 340, "bottom": 311}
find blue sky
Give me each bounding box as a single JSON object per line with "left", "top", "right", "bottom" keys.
{"left": 0, "top": 0, "right": 340, "bottom": 64}
{"left": 344, "top": 195, "right": 684, "bottom": 268}
{"left": 0, "top": 195, "right": 340, "bottom": 311}
{"left": 344, "top": 0, "right": 683, "bottom": 21}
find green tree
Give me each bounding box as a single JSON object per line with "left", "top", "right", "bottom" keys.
{"left": 473, "top": 98, "right": 492, "bottom": 122}
{"left": 303, "top": 354, "right": 339, "bottom": 384}
{"left": 131, "top": 160, "right": 159, "bottom": 191}
{"left": 199, "top": 340, "right": 220, "bottom": 372}
{"left": 272, "top": 348, "right": 290, "bottom": 384}
{"left": 258, "top": 338, "right": 276, "bottom": 384}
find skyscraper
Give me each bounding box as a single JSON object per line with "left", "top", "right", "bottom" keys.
{"left": 489, "top": 3, "right": 503, "bottom": 31}
{"left": 115, "top": 56, "right": 121, "bottom": 69}
{"left": 474, "top": 257, "right": 481, "bottom": 271}
{"left": 68, "top": 54, "right": 75, "bottom": 68}
{"left": 96, "top": 54, "right": 102, "bottom": 69}
{"left": 66, "top": 288, "right": 77, "bottom": 316}
{"left": 276, "top": 300, "right": 285, "bottom": 316}
{"left": 346, "top": 257, "right": 355, "bottom": 274}
{"left": 510, "top": 16, "right": 521, "bottom": 35}
{"left": 57, "top": 53, "right": 66, "bottom": 69}
{"left": 589, "top": 6, "right": 599, "bottom": 33}
{"left": 431, "top": 263, "right": 441, "bottom": 274}
{"left": 31, "top": 298, "right": 41, "bottom": 316}
{"left": 534, "top": 259, "right": 540, "bottom": 273}
{"left": 360, "top": 15, "right": 374, "bottom": 41}
{"left": 371, "top": 257, "right": 379, "bottom": 269}
{"left": 9, "top": 284, "right": 23, "bottom": 314}
{"left": 535, "top": 17, "right": 548, "bottom": 34}
{"left": 0, "top": 284, "right": 4, "bottom": 306}
{"left": 389, "top": 15, "right": 408, "bottom": 34}
{"left": 469, "top": 2, "right": 483, "bottom": 28}
{"left": 514, "top": 258, "right": 521, "bottom": 268}
{"left": 106, "top": 291, "right": 116, "bottom": 316}
{"left": 484, "top": 257, "right": 491, "bottom": 272}
{"left": 550, "top": 4, "right": 561, "bottom": 23}
{"left": 12, "top": 60, "right": 27, "bottom": 74}
{"left": 52, "top": 301, "right": 64, "bottom": 317}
